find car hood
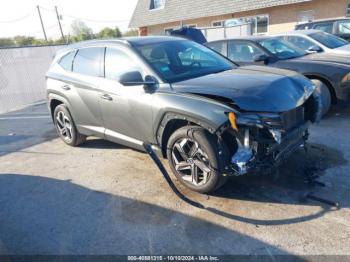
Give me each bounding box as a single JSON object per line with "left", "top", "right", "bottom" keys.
{"left": 172, "top": 66, "right": 315, "bottom": 112}
{"left": 298, "top": 52, "right": 350, "bottom": 65}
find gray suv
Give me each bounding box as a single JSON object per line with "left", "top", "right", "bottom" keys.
{"left": 46, "top": 36, "right": 321, "bottom": 193}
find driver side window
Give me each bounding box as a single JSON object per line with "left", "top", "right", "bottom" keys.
{"left": 228, "top": 41, "right": 265, "bottom": 62}
{"left": 105, "top": 47, "right": 142, "bottom": 81}
{"left": 286, "top": 36, "right": 315, "bottom": 51}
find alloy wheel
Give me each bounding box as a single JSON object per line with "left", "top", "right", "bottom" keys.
{"left": 171, "top": 138, "right": 211, "bottom": 186}
{"left": 56, "top": 111, "right": 73, "bottom": 143}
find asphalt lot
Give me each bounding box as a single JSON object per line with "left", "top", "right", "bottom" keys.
{"left": 0, "top": 102, "right": 350, "bottom": 256}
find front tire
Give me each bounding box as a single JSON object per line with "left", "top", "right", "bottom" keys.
{"left": 311, "top": 79, "right": 331, "bottom": 116}
{"left": 166, "top": 126, "right": 227, "bottom": 194}
{"left": 53, "top": 104, "right": 86, "bottom": 146}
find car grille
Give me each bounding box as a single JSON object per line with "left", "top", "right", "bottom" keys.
{"left": 281, "top": 106, "right": 305, "bottom": 131}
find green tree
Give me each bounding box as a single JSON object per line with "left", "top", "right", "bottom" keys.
{"left": 13, "top": 36, "right": 36, "bottom": 46}
{"left": 123, "top": 29, "right": 139, "bottom": 37}
{"left": 70, "top": 19, "right": 94, "bottom": 42}
{"left": 0, "top": 38, "right": 15, "bottom": 47}
{"left": 32, "top": 38, "right": 48, "bottom": 46}
{"left": 97, "top": 27, "right": 122, "bottom": 39}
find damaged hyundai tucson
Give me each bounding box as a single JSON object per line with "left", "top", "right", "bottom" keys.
{"left": 46, "top": 36, "right": 322, "bottom": 193}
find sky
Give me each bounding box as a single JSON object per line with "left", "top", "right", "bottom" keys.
{"left": 0, "top": 0, "right": 138, "bottom": 39}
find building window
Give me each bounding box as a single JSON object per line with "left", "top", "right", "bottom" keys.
{"left": 225, "top": 15, "right": 269, "bottom": 35}
{"left": 298, "top": 10, "right": 315, "bottom": 23}
{"left": 347, "top": 0, "right": 350, "bottom": 16}
{"left": 212, "top": 21, "right": 224, "bottom": 27}
{"left": 150, "top": 0, "right": 166, "bottom": 10}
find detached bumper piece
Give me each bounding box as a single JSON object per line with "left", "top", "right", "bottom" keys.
{"left": 229, "top": 122, "right": 310, "bottom": 176}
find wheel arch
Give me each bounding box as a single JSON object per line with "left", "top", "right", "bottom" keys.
{"left": 48, "top": 94, "right": 74, "bottom": 121}
{"left": 304, "top": 74, "right": 337, "bottom": 104}
{"left": 157, "top": 112, "right": 226, "bottom": 158}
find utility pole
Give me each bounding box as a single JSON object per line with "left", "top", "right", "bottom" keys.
{"left": 36, "top": 5, "right": 47, "bottom": 42}
{"left": 54, "top": 6, "right": 67, "bottom": 44}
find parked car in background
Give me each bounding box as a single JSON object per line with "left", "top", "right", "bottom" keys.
{"left": 295, "top": 18, "right": 350, "bottom": 41}
{"left": 277, "top": 30, "right": 350, "bottom": 56}
{"left": 46, "top": 37, "right": 321, "bottom": 193}
{"left": 206, "top": 36, "right": 350, "bottom": 114}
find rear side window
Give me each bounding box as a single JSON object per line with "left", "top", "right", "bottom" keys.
{"left": 59, "top": 51, "right": 76, "bottom": 71}
{"left": 73, "top": 47, "right": 105, "bottom": 77}
{"left": 206, "top": 42, "right": 225, "bottom": 55}
{"left": 338, "top": 21, "right": 350, "bottom": 34}
{"left": 313, "top": 22, "right": 334, "bottom": 33}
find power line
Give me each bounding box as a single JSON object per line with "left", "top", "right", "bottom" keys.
{"left": 38, "top": 5, "right": 130, "bottom": 24}
{"left": 62, "top": 15, "right": 130, "bottom": 24}
{"left": 0, "top": 9, "right": 35, "bottom": 23}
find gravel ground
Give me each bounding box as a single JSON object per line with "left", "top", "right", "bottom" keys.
{"left": 0, "top": 103, "right": 349, "bottom": 256}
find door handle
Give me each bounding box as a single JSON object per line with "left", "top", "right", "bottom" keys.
{"left": 101, "top": 94, "right": 113, "bottom": 101}
{"left": 61, "top": 84, "right": 71, "bottom": 91}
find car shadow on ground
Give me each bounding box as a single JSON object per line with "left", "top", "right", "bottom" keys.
{"left": 206, "top": 141, "right": 348, "bottom": 223}
{"left": 0, "top": 173, "right": 299, "bottom": 256}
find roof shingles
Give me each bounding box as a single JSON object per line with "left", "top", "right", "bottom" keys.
{"left": 129, "top": 0, "right": 311, "bottom": 28}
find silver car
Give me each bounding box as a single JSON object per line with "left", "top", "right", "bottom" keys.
{"left": 46, "top": 37, "right": 321, "bottom": 193}
{"left": 277, "top": 30, "right": 350, "bottom": 55}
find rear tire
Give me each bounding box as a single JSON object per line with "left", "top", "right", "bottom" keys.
{"left": 166, "top": 126, "right": 228, "bottom": 194}
{"left": 311, "top": 79, "right": 331, "bottom": 116}
{"left": 53, "top": 104, "right": 86, "bottom": 146}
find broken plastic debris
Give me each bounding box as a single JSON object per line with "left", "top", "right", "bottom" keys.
{"left": 269, "top": 129, "right": 282, "bottom": 144}
{"left": 231, "top": 147, "right": 253, "bottom": 175}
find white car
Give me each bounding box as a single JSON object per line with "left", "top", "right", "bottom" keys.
{"left": 277, "top": 30, "right": 350, "bottom": 56}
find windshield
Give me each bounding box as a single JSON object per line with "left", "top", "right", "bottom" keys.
{"left": 258, "top": 38, "right": 307, "bottom": 59}
{"left": 309, "top": 32, "right": 348, "bottom": 49}
{"left": 133, "top": 40, "right": 234, "bottom": 83}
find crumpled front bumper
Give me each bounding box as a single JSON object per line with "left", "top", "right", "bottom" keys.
{"left": 229, "top": 122, "right": 310, "bottom": 176}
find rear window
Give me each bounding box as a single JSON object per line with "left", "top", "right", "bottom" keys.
{"left": 58, "top": 51, "right": 76, "bottom": 71}
{"left": 73, "top": 47, "right": 105, "bottom": 77}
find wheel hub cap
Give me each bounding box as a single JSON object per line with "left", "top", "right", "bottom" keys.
{"left": 56, "top": 111, "right": 73, "bottom": 142}
{"left": 172, "top": 138, "right": 211, "bottom": 186}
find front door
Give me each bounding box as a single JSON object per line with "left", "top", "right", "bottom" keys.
{"left": 99, "top": 46, "right": 154, "bottom": 150}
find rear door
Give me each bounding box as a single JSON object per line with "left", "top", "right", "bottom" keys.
{"left": 68, "top": 47, "right": 105, "bottom": 135}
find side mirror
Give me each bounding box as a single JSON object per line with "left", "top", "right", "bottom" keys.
{"left": 307, "top": 45, "right": 323, "bottom": 53}
{"left": 119, "top": 71, "right": 157, "bottom": 90}
{"left": 253, "top": 54, "right": 269, "bottom": 63}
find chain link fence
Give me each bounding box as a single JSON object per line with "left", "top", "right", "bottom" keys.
{"left": 0, "top": 45, "right": 65, "bottom": 113}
